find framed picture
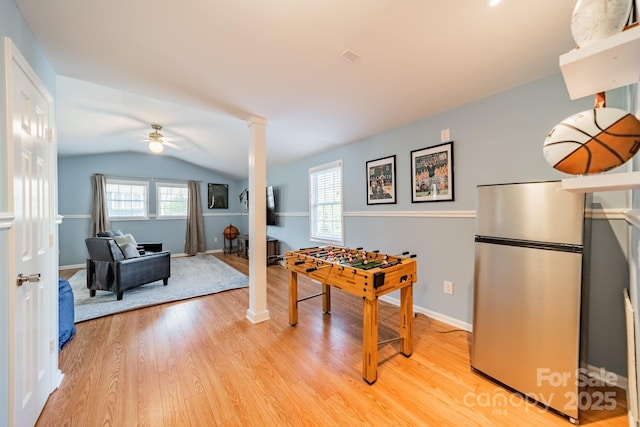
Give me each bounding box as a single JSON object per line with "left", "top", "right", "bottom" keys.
{"left": 366, "top": 155, "right": 397, "bottom": 205}
{"left": 208, "top": 183, "right": 229, "bottom": 209}
{"left": 411, "top": 141, "right": 454, "bottom": 203}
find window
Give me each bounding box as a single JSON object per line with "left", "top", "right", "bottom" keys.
{"left": 157, "top": 182, "right": 188, "bottom": 218}
{"left": 309, "top": 160, "right": 343, "bottom": 244}
{"left": 105, "top": 179, "right": 148, "bottom": 219}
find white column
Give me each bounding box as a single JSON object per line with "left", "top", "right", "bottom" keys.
{"left": 246, "top": 116, "right": 270, "bottom": 323}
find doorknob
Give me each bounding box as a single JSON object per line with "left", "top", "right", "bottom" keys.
{"left": 17, "top": 273, "right": 41, "bottom": 286}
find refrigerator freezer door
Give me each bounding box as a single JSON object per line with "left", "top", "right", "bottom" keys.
{"left": 476, "top": 181, "right": 586, "bottom": 245}
{"left": 471, "top": 241, "right": 583, "bottom": 419}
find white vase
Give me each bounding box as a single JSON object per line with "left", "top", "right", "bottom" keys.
{"left": 571, "top": 0, "right": 633, "bottom": 47}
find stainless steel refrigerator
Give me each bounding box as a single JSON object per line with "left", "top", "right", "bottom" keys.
{"left": 471, "top": 181, "right": 591, "bottom": 423}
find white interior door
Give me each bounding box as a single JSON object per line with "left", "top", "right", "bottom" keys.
{"left": 7, "top": 38, "right": 54, "bottom": 427}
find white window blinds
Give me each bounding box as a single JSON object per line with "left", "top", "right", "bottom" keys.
{"left": 309, "top": 160, "right": 343, "bottom": 244}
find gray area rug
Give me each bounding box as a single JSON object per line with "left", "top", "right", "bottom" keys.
{"left": 68, "top": 254, "right": 248, "bottom": 323}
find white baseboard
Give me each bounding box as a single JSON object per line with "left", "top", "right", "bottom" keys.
{"left": 586, "top": 363, "right": 628, "bottom": 390}
{"left": 379, "top": 294, "right": 472, "bottom": 332}
{"left": 59, "top": 263, "right": 85, "bottom": 270}
{"left": 59, "top": 250, "right": 225, "bottom": 270}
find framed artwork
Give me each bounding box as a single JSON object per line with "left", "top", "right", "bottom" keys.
{"left": 366, "top": 155, "right": 396, "bottom": 205}
{"left": 411, "top": 141, "right": 454, "bottom": 203}
{"left": 238, "top": 188, "right": 248, "bottom": 213}
{"left": 208, "top": 183, "right": 229, "bottom": 209}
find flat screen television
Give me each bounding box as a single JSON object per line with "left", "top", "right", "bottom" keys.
{"left": 266, "top": 185, "right": 277, "bottom": 226}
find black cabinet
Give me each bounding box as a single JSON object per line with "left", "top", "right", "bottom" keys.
{"left": 238, "top": 235, "right": 279, "bottom": 265}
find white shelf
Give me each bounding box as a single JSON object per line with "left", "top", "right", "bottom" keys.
{"left": 561, "top": 171, "right": 640, "bottom": 193}
{"left": 560, "top": 24, "right": 640, "bottom": 99}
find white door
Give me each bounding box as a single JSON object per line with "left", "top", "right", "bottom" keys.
{"left": 7, "top": 39, "right": 54, "bottom": 427}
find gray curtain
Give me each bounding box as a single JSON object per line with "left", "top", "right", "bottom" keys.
{"left": 90, "top": 174, "right": 110, "bottom": 236}
{"left": 185, "top": 180, "right": 205, "bottom": 255}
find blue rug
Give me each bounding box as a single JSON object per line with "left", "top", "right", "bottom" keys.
{"left": 68, "top": 254, "right": 248, "bottom": 322}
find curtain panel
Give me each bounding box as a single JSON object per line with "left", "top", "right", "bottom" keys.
{"left": 185, "top": 180, "right": 205, "bottom": 255}
{"left": 90, "top": 173, "right": 110, "bottom": 237}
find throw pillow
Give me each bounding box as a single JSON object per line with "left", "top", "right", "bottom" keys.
{"left": 114, "top": 233, "right": 138, "bottom": 247}
{"left": 119, "top": 242, "right": 140, "bottom": 258}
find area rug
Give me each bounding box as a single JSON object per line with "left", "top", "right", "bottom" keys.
{"left": 68, "top": 254, "right": 248, "bottom": 323}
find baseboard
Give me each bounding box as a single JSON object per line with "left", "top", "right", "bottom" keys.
{"left": 586, "top": 364, "right": 628, "bottom": 390}
{"left": 378, "top": 294, "right": 472, "bottom": 332}
{"left": 55, "top": 369, "right": 64, "bottom": 389}
{"left": 59, "top": 250, "right": 225, "bottom": 270}
{"left": 59, "top": 263, "right": 85, "bottom": 270}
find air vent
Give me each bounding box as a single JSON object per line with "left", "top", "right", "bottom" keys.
{"left": 340, "top": 48, "right": 360, "bottom": 63}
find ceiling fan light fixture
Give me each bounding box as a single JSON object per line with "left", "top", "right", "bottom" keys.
{"left": 148, "top": 140, "right": 164, "bottom": 153}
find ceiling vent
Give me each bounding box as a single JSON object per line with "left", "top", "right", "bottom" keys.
{"left": 340, "top": 48, "right": 360, "bottom": 63}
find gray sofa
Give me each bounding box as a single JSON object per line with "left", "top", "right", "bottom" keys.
{"left": 85, "top": 237, "right": 170, "bottom": 300}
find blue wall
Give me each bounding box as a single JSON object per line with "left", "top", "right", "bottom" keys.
{"left": 58, "top": 152, "right": 248, "bottom": 265}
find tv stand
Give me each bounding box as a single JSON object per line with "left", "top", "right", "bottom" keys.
{"left": 237, "top": 234, "right": 280, "bottom": 265}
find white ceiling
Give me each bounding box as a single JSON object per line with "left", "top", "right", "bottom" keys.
{"left": 15, "top": 0, "right": 578, "bottom": 180}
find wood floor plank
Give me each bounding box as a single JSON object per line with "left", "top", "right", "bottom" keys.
{"left": 38, "top": 254, "right": 629, "bottom": 426}
{"left": 136, "top": 308, "right": 165, "bottom": 427}
{"left": 158, "top": 366, "right": 192, "bottom": 426}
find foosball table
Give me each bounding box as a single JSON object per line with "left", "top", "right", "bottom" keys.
{"left": 284, "top": 246, "right": 417, "bottom": 384}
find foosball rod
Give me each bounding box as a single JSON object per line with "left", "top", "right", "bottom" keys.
{"left": 342, "top": 251, "right": 405, "bottom": 266}
{"left": 329, "top": 252, "right": 380, "bottom": 268}
{"left": 302, "top": 247, "right": 362, "bottom": 259}
{"left": 293, "top": 251, "right": 352, "bottom": 265}
{"left": 378, "top": 253, "right": 417, "bottom": 269}
{"left": 378, "top": 336, "right": 403, "bottom": 345}
{"left": 297, "top": 292, "right": 325, "bottom": 302}
{"left": 306, "top": 263, "right": 333, "bottom": 273}
{"left": 347, "top": 252, "right": 416, "bottom": 269}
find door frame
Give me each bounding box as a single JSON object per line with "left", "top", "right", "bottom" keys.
{"left": 4, "top": 36, "right": 60, "bottom": 426}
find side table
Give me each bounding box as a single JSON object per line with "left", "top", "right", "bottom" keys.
{"left": 237, "top": 234, "right": 280, "bottom": 265}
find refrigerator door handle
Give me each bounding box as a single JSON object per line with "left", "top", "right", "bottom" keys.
{"left": 474, "top": 235, "right": 583, "bottom": 253}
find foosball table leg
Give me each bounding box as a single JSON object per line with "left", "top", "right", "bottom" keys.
{"left": 322, "top": 283, "right": 331, "bottom": 313}
{"left": 289, "top": 271, "right": 298, "bottom": 326}
{"left": 362, "top": 297, "right": 379, "bottom": 384}
{"left": 400, "top": 285, "right": 413, "bottom": 357}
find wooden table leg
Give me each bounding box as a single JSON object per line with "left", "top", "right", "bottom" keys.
{"left": 400, "top": 284, "right": 413, "bottom": 356}
{"left": 362, "top": 297, "right": 378, "bottom": 384}
{"left": 322, "top": 283, "right": 331, "bottom": 313}
{"left": 289, "top": 271, "right": 298, "bottom": 326}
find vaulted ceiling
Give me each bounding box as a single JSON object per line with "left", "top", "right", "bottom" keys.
{"left": 15, "top": 0, "right": 578, "bottom": 180}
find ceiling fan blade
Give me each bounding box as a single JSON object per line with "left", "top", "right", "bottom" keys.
{"left": 163, "top": 140, "right": 184, "bottom": 151}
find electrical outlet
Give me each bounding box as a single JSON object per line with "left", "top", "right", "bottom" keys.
{"left": 214, "top": 237, "right": 218, "bottom": 242}
{"left": 444, "top": 280, "right": 454, "bottom": 295}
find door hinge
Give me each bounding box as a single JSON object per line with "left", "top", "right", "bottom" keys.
{"left": 50, "top": 340, "right": 55, "bottom": 354}
{"left": 46, "top": 127, "right": 53, "bottom": 143}
{"left": 49, "top": 233, "right": 54, "bottom": 248}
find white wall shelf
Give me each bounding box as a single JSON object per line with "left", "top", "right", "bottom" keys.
{"left": 561, "top": 171, "right": 640, "bottom": 193}
{"left": 560, "top": 24, "right": 640, "bottom": 100}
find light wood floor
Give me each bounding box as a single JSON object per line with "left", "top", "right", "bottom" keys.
{"left": 41, "top": 253, "right": 629, "bottom": 426}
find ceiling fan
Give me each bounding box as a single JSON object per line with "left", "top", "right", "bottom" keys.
{"left": 143, "top": 124, "right": 184, "bottom": 153}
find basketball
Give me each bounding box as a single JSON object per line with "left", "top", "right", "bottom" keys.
{"left": 543, "top": 108, "right": 640, "bottom": 175}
